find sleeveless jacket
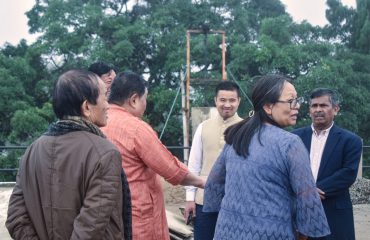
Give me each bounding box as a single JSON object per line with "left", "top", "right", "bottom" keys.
{"left": 195, "top": 113, "right": 242, "bottom": 204}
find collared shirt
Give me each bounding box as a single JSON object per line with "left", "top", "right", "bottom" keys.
{"left": 101, "top": 104, "right": 189, "bottom": 240}
{"left": 310, "top": 122, "right": 334, "bottom": 181}
{"left": 185, "top": 122, "right": 204, "bottom": 201}
{"left": 185, "top": 113, "right": 240, "bottom": 201}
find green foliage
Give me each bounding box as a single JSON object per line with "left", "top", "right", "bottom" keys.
{"left": 324, "top": 0, "right": 356, "bottom": 42}
{"left": 8, "top": 103, "right": 54, "bottom": 144}
{"left": 1, "top": 0, "right": 370, "bottom": 179}
{"left": 351, "top": 0, "right": 370, "bottom": 53}
{"left": 146, "top": 85, "right": 183, "bottom": 146}
{"left": 0, "top": 149, "right": 25, "bottom": 182}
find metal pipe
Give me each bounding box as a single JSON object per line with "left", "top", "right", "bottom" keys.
{"left": 222, "top": 32, "right": 227, "bottom": 81}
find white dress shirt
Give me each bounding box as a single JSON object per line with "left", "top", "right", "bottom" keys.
{"left": 185, "top": 123, "right": 204, "bottom": 201}
{"left": 310, "top": 122, "right": 334, "bottom": 181}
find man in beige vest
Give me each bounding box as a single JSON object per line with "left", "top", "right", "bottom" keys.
{"left": 184, "top": 81, "right": 242, "bottom": 240}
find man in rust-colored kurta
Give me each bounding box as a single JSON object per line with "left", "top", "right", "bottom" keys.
{"left": 101, "top": 72, "right": 204, "bottom": 240}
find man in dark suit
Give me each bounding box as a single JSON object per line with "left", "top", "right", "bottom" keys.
{"left": 292, "top": 88, "right": 362, "bottom": 240}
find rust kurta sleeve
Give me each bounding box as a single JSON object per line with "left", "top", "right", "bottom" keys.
{"left": 101, "top": 105, "right": 189, "bottom": 240}
{"left": 133, "top": 122, "right": 188, "bottom": 185}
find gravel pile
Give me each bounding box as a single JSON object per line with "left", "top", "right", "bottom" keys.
{"left": 350, "top": 178, "right": 370, "bottom": 204}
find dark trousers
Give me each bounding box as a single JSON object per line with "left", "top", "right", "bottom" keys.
{"left": 193, "top": 204, "right": 218, "bottom": 240}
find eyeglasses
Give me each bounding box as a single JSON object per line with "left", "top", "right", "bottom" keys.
{"left": 275, "top": 97, "right": 304, "bottom": 109}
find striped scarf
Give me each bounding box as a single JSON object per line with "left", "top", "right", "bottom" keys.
{"left": 45, "top": 116, "right": 105, "bottom": 138}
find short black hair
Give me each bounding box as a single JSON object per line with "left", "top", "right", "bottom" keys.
{"left": 88, "top": 61, "right": 115, "bottom": 76}
{"left": 52, "top": 69, "right": 100, "bottom": 119}
{"left": 310, "top": 88, "right": 339, "bottom": 106}
{"left": 215, "top": 81, "right": 240, "bottom": 98}
{"left": 109, "top": 71, "right": 148, "bottom": 105}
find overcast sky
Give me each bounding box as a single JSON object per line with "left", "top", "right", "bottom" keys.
{"left": 0, "top": 0, "right": 357, "bottom": 47}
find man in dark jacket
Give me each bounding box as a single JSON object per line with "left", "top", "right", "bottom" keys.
{"left": 6, "top": 70, "right": 129, "bottom": 239}
{"left": 292, "top": 88, "right": 362, "bottom": 240}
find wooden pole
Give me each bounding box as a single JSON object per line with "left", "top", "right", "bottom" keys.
{"left": 183, "top": 31, "right": 191, "bottom": 164}
{"left": 183, "top": 29, "right": 226, "bottom": 163}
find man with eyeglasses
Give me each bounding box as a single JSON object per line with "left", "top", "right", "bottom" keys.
{"left": 292, "top": 88, "right": 362, "bottom": 240}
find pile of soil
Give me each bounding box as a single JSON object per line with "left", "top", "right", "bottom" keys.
{"left": 350, "top": 178, "right": 370, "bottom": 204}
{"left": 163, "top": 180, "right": 185, "bottom": 205}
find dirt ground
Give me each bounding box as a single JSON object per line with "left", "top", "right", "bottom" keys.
{"left": 0, "top": 184, "right": 369, "bottom": 239}
{"left": 163, "top": 180, "right": 186, "bottom": 205}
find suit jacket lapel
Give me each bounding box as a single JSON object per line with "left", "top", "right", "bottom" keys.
{"left": 317, "top": 125, "right": 341, "bottom": 179}
{"left": 301, "top": 127, "right": 312, "bottom": 151}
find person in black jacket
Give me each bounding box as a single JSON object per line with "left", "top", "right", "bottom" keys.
{"left": 292, "top": 88, "right": 362, "bottom": 240}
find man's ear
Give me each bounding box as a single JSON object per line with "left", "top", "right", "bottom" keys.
{"left": 80, "top": 100, "right": 90, "bottom": 118}
{"left": 334, "top": 105, "right": 340, "bottom": 116}
{"left": 237, "top": 97, "right": 241, "bottom": 105}
{"left": 214, "top": 97, "right": 217, "bottom": 105}
{"left": 128, "top": 93, "right": 139, "bottom": 108}
{"left": 263, "top": 103, "right": 273, "bottom": 115}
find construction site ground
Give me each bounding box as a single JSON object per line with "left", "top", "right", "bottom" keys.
{"left": 0, "top": 183, "right": 368, "bottom": 239}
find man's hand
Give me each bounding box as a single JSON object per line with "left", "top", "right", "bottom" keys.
{"left": 184, "top": 201, "right": 196, "bottom": 224}
{"left": 199, "top": 178, "right": 206, "bottom": 189}
{"left": 317, "top": 188, "right": 326, "bottom": 200}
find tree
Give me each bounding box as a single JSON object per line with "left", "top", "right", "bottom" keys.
{"left": 0, "top": 41, "right": 54, "bottom": 180}
{"left": 1, "top": 0, "right": 369, "bottom": 154}
{"left": 351, "top": 0, "right": 370, "bottom": 53}
{"left": 8, "top": 103, "right": 54, "bottom": 144}
{"left": 324, "top": 0, "right": 356, "bottom": 43}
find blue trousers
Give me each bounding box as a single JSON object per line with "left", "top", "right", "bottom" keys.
{"left": 193, "top": 204, "right": 218, "bottom": 240}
